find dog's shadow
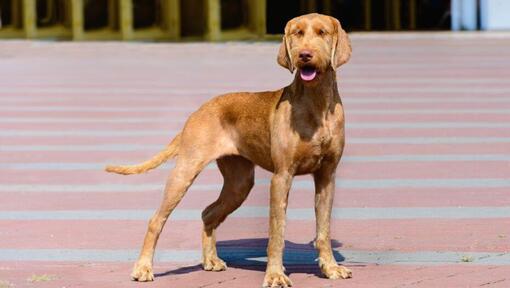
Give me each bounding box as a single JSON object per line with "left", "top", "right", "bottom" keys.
{"left": 155, "top": 238, "right": 346, "bottom": 278}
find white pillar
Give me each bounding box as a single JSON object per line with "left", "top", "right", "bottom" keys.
{"left": 451, "top": 0, "right": 477, "bottom": 31}
{"left": 480, "top": 0, "right": 510, "bottom": 30}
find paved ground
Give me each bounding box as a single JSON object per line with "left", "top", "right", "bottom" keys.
{"left": 1, "top": 34, "right": 510, "bottom": 287}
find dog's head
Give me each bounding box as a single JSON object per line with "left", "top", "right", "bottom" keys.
{"left": 277, "top": 13, "right": 351, "bottom": 82}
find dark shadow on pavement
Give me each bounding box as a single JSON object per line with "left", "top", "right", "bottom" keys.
{"left": 155, "top": 264, "right": 203, "bottom": 277}
{"left": 156, "top": 238, "right": 346, "bottom": 279}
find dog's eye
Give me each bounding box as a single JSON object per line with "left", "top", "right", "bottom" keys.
{"left": 295, "top": 30, "right": 304, "bottom": 36}
{"left": 318, "top": 29, "right": 326, "bottom": 36}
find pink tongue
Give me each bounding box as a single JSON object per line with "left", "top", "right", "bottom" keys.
{"left": 300, "top": 69, "right": 317, "bottom": 81}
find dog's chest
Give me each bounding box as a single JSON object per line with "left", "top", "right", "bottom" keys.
{"left": 294, "top": 124, "right": 336, "bottom": 174}
{"left": 272, "top": 100, "right": 345, "bottom": 175}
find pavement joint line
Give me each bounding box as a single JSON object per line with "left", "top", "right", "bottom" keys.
{"left": 3, "top": 118, "right": 510, "bottom": 127}
{"left": 348, "top": 137, "right": 510, "bottom": 144}
{"left": 2, "top": 154, "right": 510, "bottom": 170}
{"left": 3, "top": 138, "right": 510, "bottom": 150}
{"left": 0, "top": 117, "right": 187, "bottom": 123}
{"left": 0, "top": 144, "right": 164, "bottom": 152}
{"left": 1, "top": 207, "right": 510, "bottom": 220}
{"left": 2, "top": 178, "right": 510, "bottom": 193}
{"left": 346, "top": 109, "right": 510, "bottom": 114}
{"left": 3, "top": 122, "right": 510, "bottom": 137}
{"left": 0, "top": 95, "right": 510, "bottom": 103}
{"left": 348, "top": 123, "right": 510, "bottom": 129}
{"left": 1, "top": 77, "right": 508, "bottom": 85}
{"left": 0, "top": 248, "right": 509, "bottom": 265}
{"left": 2, "top": 87, "right": 510, "bottom": 94}
{"left": 2, "top": 96, "right": 510, "bottom": 104}
{"left": 2, "top": 107, "right": 510, "bottom": 114}
{"left": 0, "top": 130, "right": 181, "bottom": 137}
{"left": 0, "top": 88, "right": 229, "bottom": 95}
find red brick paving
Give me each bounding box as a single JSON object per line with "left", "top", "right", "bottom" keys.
{"left": 1, "top": 34, "right": 510, "bottom": 287}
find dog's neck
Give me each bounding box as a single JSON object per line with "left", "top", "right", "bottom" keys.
{"left": 289, "top": 67, "right": 339, "bottom": 114}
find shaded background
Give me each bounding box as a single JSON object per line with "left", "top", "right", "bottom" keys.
{"left": 0, "top": 0, "right": 455, "bottom": 41}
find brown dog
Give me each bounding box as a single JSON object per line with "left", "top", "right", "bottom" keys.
{"left": 106, "top": 13, "right": 352, "bottom": 287}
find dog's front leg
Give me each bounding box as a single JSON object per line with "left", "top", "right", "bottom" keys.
{"left": 313, "top": 165, "right": 352, "bottom": 280}
{"left": 263, "top": 172, "right": 293, "bottom": 288}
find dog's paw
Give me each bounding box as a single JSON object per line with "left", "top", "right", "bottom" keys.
{"left": 262, "top": 271, "right": 292, "bottom": 287}
{"left": 202, "top": 256, "right": 227, "bottom": 271}
{"left": 321, "top": 263, "right": 352, "bottom": 280}
{"left": 131, "top": 261, "right": 154, "bottom": 282}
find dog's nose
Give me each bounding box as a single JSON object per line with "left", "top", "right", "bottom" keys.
{"left": 299, "top": 50, "right": 313, "bottom": 62}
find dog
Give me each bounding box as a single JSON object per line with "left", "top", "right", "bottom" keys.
{"left": 106, "top": 13, "right": 352, "bottom": 287}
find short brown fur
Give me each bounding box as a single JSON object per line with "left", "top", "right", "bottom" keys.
{"left": 106, "top": 13, "right": 352, "bottom": 287}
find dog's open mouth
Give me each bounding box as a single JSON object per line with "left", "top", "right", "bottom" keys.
{"left": 299, "top": 66, "right": 317, "bottom": 81}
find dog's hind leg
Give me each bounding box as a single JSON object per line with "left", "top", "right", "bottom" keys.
{"left": 130, "top": 155, "right": 209, "bottom": 281}
{"left": 130, "top": 110, "right": 239, "bottom": 281}
{"left": 130, "top": 142, "right": 228, "bottom": 281}
{"left": 201, "top": 155, "right": 255, "bottom": 271}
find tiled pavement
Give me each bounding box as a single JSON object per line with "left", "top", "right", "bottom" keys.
{"left": 0, "top": 34, "right": 509, "bottom": 287}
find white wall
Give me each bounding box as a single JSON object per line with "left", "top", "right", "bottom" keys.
{"left": 480, "top": 0, "right": 510, "bottom": 30}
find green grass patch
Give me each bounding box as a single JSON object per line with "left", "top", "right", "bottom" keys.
{"left": 27, "top": 274, "right": 57, "bottom": 283}
{"left": 461, "top": 255, "right": 474, "bottom": 263}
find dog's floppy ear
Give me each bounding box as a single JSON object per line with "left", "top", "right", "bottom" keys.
{"left": 330, "top": 17, "right": 352, "bottom": 69}
{"left": 277, "top": 35, "right": 294, "bottom": 73}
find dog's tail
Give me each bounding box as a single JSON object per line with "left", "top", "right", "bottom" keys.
{"left": 105, "top": 133, "right": 181, "bottom": 175}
